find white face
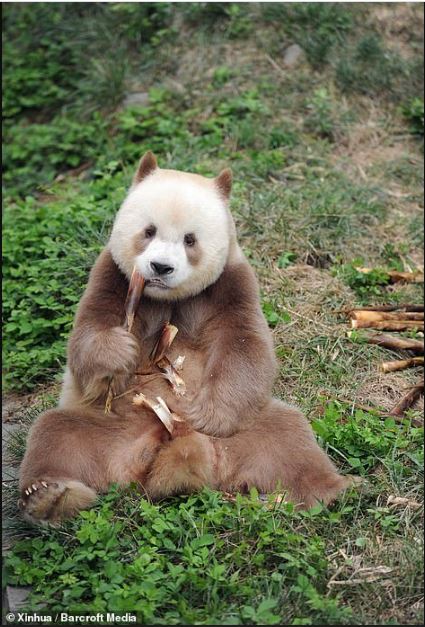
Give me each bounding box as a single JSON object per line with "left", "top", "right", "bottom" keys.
{"left": 109, "top": 170, "right": 231, "bottom": 300}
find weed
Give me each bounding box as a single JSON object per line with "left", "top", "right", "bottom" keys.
{"left": 333, "top": 261, "right": 391, "bottom": 301}
{"left": 261, "top": 3, "right": 355, "bottom": 67}
{"left": 277, "top": 252, "right": 297, "bottom": 269}
{"left": 3, "top": 114, "right": 108, "bottom": 197}
{"left": 402, "top": 98, "right": 424, "bottom": 136}
{"left": 312, "top": 401, "right": 423, "bottom": 475}
{"left": 1, "top": 486, "right": 358, "bottom": 624}
{"left": 335, "top": 34, "right": 424, "bottom": 102}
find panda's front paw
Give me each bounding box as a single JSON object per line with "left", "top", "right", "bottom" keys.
{"left": 98, "top": 327, "right": 140, "bottom": 376}
{"left": 74, "top": 326, "right": 140, "bottom": 402}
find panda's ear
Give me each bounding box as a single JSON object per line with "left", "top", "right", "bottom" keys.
{"left": 215, "top": 168, "right": 232, "bottom": 201}
{"left": 133, "top": 151, "right": 158, "bottom": 185}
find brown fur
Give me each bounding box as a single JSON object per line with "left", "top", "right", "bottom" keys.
{"left": 132, "top": 230, "right": 154, "bottom": 257}
{"left": 133, "top": 150, "right": 157, "bottom": 185}
{"left": 19, "top": 160, "right": 353, "bottom": 524}
{"left": 215, "top": 168, "right": 233, "bottom": 200}
{"left": 185, "top": 240, "right": 202, "bottom": 266}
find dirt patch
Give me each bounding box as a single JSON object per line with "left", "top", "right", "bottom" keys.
{"left": 372, "top": 3, "right": 424, "bottom": 59}
{"left": 2, "top": 394, "right": 32, "bottom": 423}
{"left": 356, "top": 369, "right": 424, "bottom": 414}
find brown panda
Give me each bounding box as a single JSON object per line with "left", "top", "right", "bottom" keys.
{"left": 18, "top": 152, "right": 354, "bottom": 524}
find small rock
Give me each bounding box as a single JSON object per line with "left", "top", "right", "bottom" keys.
{"left": 5, "top": 586, "right": 31, "bottom": 613}
{"left": 282, "top": 43, "right": 305, "bottom": 67}
{"left": 122, "top": 92, "right": 150, "bottom": 108}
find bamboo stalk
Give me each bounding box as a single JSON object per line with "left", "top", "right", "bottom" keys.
{"left": 348, "top": 304, "right": 424, "bottom": 313}
{"left": 351, "top": 319, "right": 424, "bottom": 331}
{"left": 132, "top": 393, "right": 184, "bottom": 435}
{"left": 365, "top": 334, "right": 424, "bottom": 354}
{"left": 150, "top": 323, "right": 178, "bottom": 364}
{"left": 381, "top": 357, "right": 424, "bottom": 373}
{"left": 386, "top": 271, "right": 424, "bottom": 284}
{"left": 124, "top": 267, "right": 146, "bottom": 333}
{"left": 351, "top": 311, "right": 424, "bottom": 322}
{"left": 389, "top": 379, "right": 424, "bottom": 417}
{"left": 133, "top": 393, "right": 176, "bottom": 433}
{"left": 149, "top": 323, "right": 187, "bottom": 395}
{"left": 105, "top": 267, "right": 145, "bottom": 413}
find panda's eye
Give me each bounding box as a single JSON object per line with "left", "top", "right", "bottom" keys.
{"left": 145, "top": 225, "right": 156, "bottom": 239}
{"left": 184, "top": 233, "right": 196, "bottom": 247}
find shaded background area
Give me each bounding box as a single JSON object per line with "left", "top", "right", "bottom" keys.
{"left": 2, "top": 3, "right": 424, "bottom": 625}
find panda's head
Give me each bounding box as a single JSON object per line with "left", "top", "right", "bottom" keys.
{"left": 109, "top": 152, "right": 234, "bottom": 300}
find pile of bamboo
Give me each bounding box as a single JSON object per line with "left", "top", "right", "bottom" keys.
{"left": 347, "top": 304, "right": 424, "bottom": 421}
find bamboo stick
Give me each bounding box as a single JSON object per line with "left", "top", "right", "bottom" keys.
{"left": 365, "top": 334, "right": 424, "bottom": 354}
{"left": 351, "top": 319, "right": 424, "bottom": 331}
{"left": 389, "top": 379, "right": 424, "bottom": 417}
{"left": 105, "top": 267, "right": 145, "bottom": 413}
{"left": 132, "top": 393, "right": 184, "bottom": 435}
{"left": 133, "top": 393, "right": 176, "bottom": 434}
{"left": 351, "top": 311, "right": 424, "bottom": 323}
{"left": 386, "top": 271, "right": 424, "bottom": 284}
{"left": 381, "top": 357, "right": 424, "bottom": 373}
{"left": 348, "top": 304, "right": 424, "bottom": 313}
{"left": 149, "top": 323, "right": 187, "bottom": 396}
{"left": 124, "top": 267, "right": 146, "bottom": 333}
{"left": 150, "top": 323, "right": 179, "bottom": 364}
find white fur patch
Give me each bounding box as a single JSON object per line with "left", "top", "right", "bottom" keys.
{"left": 109, "top": 169, "right": 232, "bottom": 300}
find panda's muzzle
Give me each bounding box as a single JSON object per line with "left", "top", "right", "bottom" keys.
{"left": 150, "top": 261, "right": 174, "bottom": 276}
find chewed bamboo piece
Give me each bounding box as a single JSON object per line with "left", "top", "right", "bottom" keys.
{"left": 150, "top": 323, "right": 178, "bottom": 363}
{"left": 133, "top": 392, "right": 182, "bottom": 434}
{"left": 124, "top": 267, "right": 146, "bottom": 333}
{"left": 105, "top": 267, "right": 145, "bottom": 413}
{"left": 156, "top": 356, "right": 186, "bottom": 396}
{"left": 150, "top": 323, "right": 187, "bottom": 396}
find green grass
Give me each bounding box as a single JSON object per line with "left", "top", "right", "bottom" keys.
{"left": 2, "top": 3, "right": 424, "bottom": 624}
{"left": 3, "top": 401, "right": 423, "bottom": 625}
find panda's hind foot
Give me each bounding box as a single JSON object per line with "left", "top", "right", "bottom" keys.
{"left": 18, "top": 479, "right": 97, "bottom": 525}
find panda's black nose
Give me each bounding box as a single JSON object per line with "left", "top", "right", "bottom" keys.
{"left": 150, "top": 261, "right": 174, "bottom": 276}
